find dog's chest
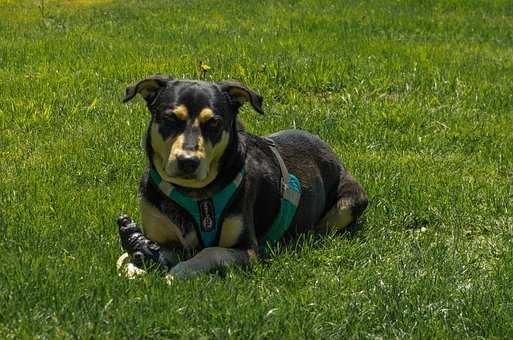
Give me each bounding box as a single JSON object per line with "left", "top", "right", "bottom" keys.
{"left": 140, "top": 199, "right": 243, "bottom": 249}
{"left": 140, "top": 199, "right": 199, "bottom": 249}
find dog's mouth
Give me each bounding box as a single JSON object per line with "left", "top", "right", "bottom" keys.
{"left": 164, "top": 159, "right": 207, "bottom": 180}
{"left": 172, "top": 171, "right": 199, "bottom": 180}
{"left": 154, "top": 158, "right": 216, "bottom": 189}
{"left": 161, "top": 167, "right": 202, "bottom": 182}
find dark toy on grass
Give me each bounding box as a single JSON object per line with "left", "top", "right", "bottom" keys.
{"left": 117, "top": 75, "right": 368, "bottom": 280}
{"left": 117, "top": 215, "right": 174, "bottom": 270}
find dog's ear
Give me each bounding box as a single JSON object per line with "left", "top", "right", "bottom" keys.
{"left": 218, "top": 81, "right": 263, "bottom": 114}
{"left": 123, "top": 75, "right": 171, "bottom": 104}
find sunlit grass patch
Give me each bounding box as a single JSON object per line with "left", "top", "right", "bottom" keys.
{"left": 58, "top": 0, "right": 112, "bottom": 6}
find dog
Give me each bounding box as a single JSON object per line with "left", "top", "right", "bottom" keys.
{"left": 117, "top": 75, "right": 368, "bottom": 281}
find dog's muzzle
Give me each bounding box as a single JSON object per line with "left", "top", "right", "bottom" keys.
{"left": 176, "top": 154, "right": 200, "bottom": 174}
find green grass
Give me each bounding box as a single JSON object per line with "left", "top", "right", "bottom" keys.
{"left": 1, "top": 0, "right": 513, "bottom": 338}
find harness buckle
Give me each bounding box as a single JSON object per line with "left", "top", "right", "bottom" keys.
{"left": 280, "top": 178, "right": 288, "bottom": 195}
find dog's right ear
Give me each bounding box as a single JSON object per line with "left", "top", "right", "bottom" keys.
{"left": 123, "top": 75, "right": 171, "bottom": 104}
{"left": 218, "top": 81, "right": 263, "bottom": 115}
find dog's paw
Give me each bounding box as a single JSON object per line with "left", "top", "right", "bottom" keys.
{"left": 164, "top": 262, "right": 198, "bottom": 283}
{"left": 116, "top": 252, "right": 146, "bottom": 279}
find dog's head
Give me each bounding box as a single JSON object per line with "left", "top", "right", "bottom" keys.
{"left": 123, "top": 75, "right": 263, "bottom": 188}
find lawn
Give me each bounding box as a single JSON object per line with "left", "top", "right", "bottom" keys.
{"left": 1, "top": 0, "right": 512, "bottom": 338}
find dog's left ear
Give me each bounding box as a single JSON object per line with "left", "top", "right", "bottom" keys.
{"left": 218, "top": 81, "right": 263, "bottom": 114}
{"left": 123, "top": 75, "right": 171, "bottom": 104}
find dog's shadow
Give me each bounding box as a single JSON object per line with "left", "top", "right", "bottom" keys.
{"left": 340, "top": 218, "right": 366, "bottom": 239}
{"left": 259, "top": 218, "right": 367, "bottom": 260}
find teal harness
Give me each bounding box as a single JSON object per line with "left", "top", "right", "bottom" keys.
{"left": 149, "top": 138, "right": 301, "bottom": 251}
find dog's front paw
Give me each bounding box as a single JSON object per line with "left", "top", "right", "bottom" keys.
{"left": 164, "top": 262, "right": 198, "bottom": 283}
{"left": 116, "top": 252, "right": 147, "bottom": 279}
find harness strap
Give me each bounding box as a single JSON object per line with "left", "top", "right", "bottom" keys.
{"left": 259, "top": 138, "right": 302, "bottom": 252}
{"left": 264, "top": 137, "right": 289, "bottom": 195}
{"left": 149, "top": 168, "right": 245, "bottom": 248}
{"left": 263, "top": 137, "right": 301, "bottom": 206}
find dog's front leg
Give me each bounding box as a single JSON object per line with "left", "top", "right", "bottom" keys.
{"left": 166, "top": 247, "right": 255, "bottom": 281}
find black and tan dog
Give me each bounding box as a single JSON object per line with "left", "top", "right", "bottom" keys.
{"left": 117, "top": 75, "right": 368, "bottom": 280}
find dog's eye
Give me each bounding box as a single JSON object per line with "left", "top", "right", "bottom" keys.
{"left": 206, "top": 117, "right": 223, "bottom": 132}
{"left": 162, "top": 112, "right": 181, "bottom": 125}
{"left": 164, "top": 113, "right": 177, "bottom": 122}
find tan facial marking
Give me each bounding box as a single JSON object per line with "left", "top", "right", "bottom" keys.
{"left": 198, "top": 108, "right": 214, "bottom": 124}
{"left": 199, "top": 131, "right": 229, "bottom": 179}
{"left": 172, "top": 104, "right": 188, "bottom": 121}
{"left": 171, "top": 133, "right": 206, "bottom": 160}
{"left": 150, "top": 121, "right": 176, "bottom": 175}
{"left": 170, "top": 133, "right": 187, "bottom": 159}
{"left": 219, "top": 215, "right": 244, "bottom": 248}
{"left": 165, "top": 131, "right": 230, "bottom": 188}
{"left": 191, "top": 108, "right": 214, "bottom": 127}
{"left": 150, "top": 122, "right": 171, "bottom": 170}
{"left": 193, "top": 135, "right": 206, "bottom": 158}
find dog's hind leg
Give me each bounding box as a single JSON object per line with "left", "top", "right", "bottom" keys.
{"left": 316, "top": 173, "right": 368, "bottom": 232}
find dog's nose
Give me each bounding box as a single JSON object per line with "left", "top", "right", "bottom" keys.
{"left": 176, "top": 154, "right": 200, "bottom": 173}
